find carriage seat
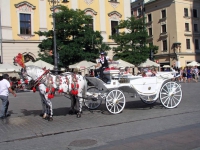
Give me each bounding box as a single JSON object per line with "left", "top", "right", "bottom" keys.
{"left": 103, "top": 67, "right": 120, "bottom": 83}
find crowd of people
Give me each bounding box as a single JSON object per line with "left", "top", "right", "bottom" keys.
{"left": 177, "top": 66, "right": 199, "bottom": 83}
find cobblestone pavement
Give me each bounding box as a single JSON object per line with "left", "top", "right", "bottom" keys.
{"left": 0, "top": 81, "right": 200, "bottom": 150}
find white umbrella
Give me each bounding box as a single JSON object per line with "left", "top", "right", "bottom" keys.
{"left": 138, "top": 59, "right": 160, "bottom": 67}
{"left": 186, "top": 61, "right": 200, "bottom": 67}
{"left": 33, "top": 60, "right": 54, "bottom": 70}
{"left": 69, "top": 60, "right": 96, "bottom": 69}
{"left": 163, "top": 65, "right": 171, "bottom": 68}
{"left": 25, "top": 61, "right": 35, "bottom": 66}
{"left": 113, "top": 59, "right": 135, "bottom": 68}
{"left": 0, "top": 63, "right": 21, "bottom": 73}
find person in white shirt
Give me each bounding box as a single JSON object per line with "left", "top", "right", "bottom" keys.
{"left": 0, "top": 74, "right": 16, "bottom": 119}
{"left": 194, "top": 66, "right": 199, "bottom": 82}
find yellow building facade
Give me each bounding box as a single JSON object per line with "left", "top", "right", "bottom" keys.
{"left": 0, "top": 0, "right": 131, "bottom": 64}
{"left": 131, "top": 0, "right": 200, "bottom": 68}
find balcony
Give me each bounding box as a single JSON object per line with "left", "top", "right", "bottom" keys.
{"left": 146, "top": 21, "right": 152, "bottom": 26}
{"left": 184, "top": 31, "right": 192, "bottom": 36}
{"left": 194, "top": 31, "right": 200, "bottom": 36}
{"left": 183, "top": 16, "right": 191, "bottom": 19}
{"left": 160, "top": 32, "right": 168, "bottom": 37}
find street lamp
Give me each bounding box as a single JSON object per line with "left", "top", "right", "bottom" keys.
{"left": 47, "top": 0, "right": 60, "bottom": 74}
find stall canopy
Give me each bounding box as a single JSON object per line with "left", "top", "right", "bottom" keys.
{"left": 186, "top": 61, "right": 200, "bottom": 67}
{"left": 138, "top": 59, "right": 160, "bottom": 68}
{"left": 116, "top": 59, "right": 135, "bottom": 68}
{"left": 163, "top": 65, "right": 171, "bottom": 68}
{"left": 0, "top": 63, "right": 21, "bottom": 73}
{"left": 25, "top": 61, "right": 35, "bottom": 66}
{"left": 69, "top": 60, "right": 96, "bottom": 69}
{"left": 33, "top": 60, "right": 54, "bottom": 70}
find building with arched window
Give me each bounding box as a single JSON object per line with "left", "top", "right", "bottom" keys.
{"left": 0, "top": 0, "right": 131, "bottom": 64}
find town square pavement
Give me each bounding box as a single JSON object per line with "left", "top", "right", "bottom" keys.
{"left": 0, "top": 81, "right": 200, "bottom": 150}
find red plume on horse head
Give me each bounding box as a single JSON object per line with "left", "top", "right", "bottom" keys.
{"left": 15, "top": 53, "right": 25, "bottom": 68}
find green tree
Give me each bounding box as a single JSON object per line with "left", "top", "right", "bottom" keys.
{"left": 35, "top": 6, "right": 110, "bottom": 68}
{"left": 110, "top": 16, "right": 158, "bottom": 65}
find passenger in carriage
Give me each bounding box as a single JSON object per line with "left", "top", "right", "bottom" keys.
{"left": 94, "top": 52, "right": 112, "bottom": 80}
{"left": 142, "top": 71, "right": 147, "bottom": 77}
{"left": 124, "top": 67, "right": 131, "bottom": 74}
{"left": 150, "top": 68, "right": 157, "bottom": 77}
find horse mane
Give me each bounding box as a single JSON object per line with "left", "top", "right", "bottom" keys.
{"left": 26, "top": 65, "right": 45, "bottom": 80}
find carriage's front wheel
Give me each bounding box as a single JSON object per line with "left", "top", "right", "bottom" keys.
{"left": 106, "top": 90, "right": 126, "bottom": 114}
{"left": 159, "top": 82, "right": 182, "bottom": 108}
{"left": 84, "top": 87, "right": 103, "bottom": 110}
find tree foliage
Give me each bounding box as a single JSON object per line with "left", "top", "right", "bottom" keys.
{"left": 110, "top": 16, "right": 158, "bottom": 65}
{"left": 35, "top": 6, "right": 110, "bottom": 68}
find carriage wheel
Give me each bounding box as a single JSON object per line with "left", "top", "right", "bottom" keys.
{"left": 84, "top": 87, "right": 103, "bottom": 110}
{"left": 159, "top": 82, "right": 182, "bottom": 108}
{"left": 106, "top": 90, "right": 126, "bottom": 114}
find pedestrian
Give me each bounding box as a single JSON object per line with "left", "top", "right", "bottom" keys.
{"left": 182, "top": 67, "right": 187, "bottom": 83}
{"left": 186, "top": 67, "right": 192, "bottom": 83}
{"left": 0, "top": 74, "right": 16, "bottom": 119}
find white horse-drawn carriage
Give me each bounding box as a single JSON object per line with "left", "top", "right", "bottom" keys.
{"left": 84, "top": 68, "right": 182, "bottom": 114}
{"left": 14, "top": 53, "right": 182, "bottom": 120}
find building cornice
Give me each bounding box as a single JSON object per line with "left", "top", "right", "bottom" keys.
{"left": 14, "top": 1, "right": 36, "bottom": 9}
{"left": 2, "top": 40, "right": 41, "bottom": 43}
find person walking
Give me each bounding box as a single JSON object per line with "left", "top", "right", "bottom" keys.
{"left": 0, "top": 74, "right": 16, "bottom": 119}
{"left": 186, "top": 67, "right": 192, "bottom": 83}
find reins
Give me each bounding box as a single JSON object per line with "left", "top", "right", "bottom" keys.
{"left": 33, "top": 69, "right": 50, "bottom": 87}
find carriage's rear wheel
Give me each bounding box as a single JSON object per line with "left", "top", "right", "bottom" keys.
{"left": 106, "top": 90, "right": 126, "bottom": 114}
{"left": 159, "top": 82, "right": 182, "bottom": 108}
{"left": 84, "top": 87, "right": 103, "bottom": 110}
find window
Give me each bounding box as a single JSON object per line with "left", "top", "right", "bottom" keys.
{"left": 185, "top": 23, "right": 189, "bottom": 31}
{"left": 193, "top": 9, "right": 197, "bottom": 18}
{"left": 148, "top": 28, "right": 152, "bottom": 36}
{"left": 20, "top": 13, "right": 31, "bottom": 35}
{"left": 163, "top": 40, "right": 167, "bottom": 51}
{"left": 86, "top": 19, "right": 93, "bottom": 30}
{"left": 111, "top": 21, "right": 118, "bottom": 35}
{"left": 109, "top": 0, "right": 117, "bottom": 2}
{"left": 194, "top": 24, "right": 198, "bottom": 32}
{"left": 148, "top": 14, "right": 152, "bottom": 22}
{"left": 162, "top": 24, "right": 166, "bottom": 33}
{"left": 137, "top": 8, "right": 142, "bottom": 16}
{"left": 186, "top": 39, "right": 190, "bottom": 49}
{"left": 161, "top": 10, "right": 166, "bottom": 18}
{"left": 184, "top": 8, "right": 188, "bottom": 17}
{"left": 195, "top": 39, "right": 199, "bottom": 50}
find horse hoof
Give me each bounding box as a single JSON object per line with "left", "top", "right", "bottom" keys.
{"left": 48, "top": 117, "right": 53, "bottom": 121}
{"left": 43, "top": 114, "right": 48, "bottom": 119}
{"left": 77, "top": 113, "right": 81, "bottom": 118}
{"left": 69, "top": 110, "right": 75, "bottom": 115}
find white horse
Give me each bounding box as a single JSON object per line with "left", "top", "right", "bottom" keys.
{"left": 23, "top": 65, "right": 87, "bottom": 121}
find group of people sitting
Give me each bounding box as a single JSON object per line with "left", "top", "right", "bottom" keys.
{"left": 93, "top": 51, "right": 160, "bottom": 81}
{"left": 94, "top": 52, "right": 133, "bottom": 80}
